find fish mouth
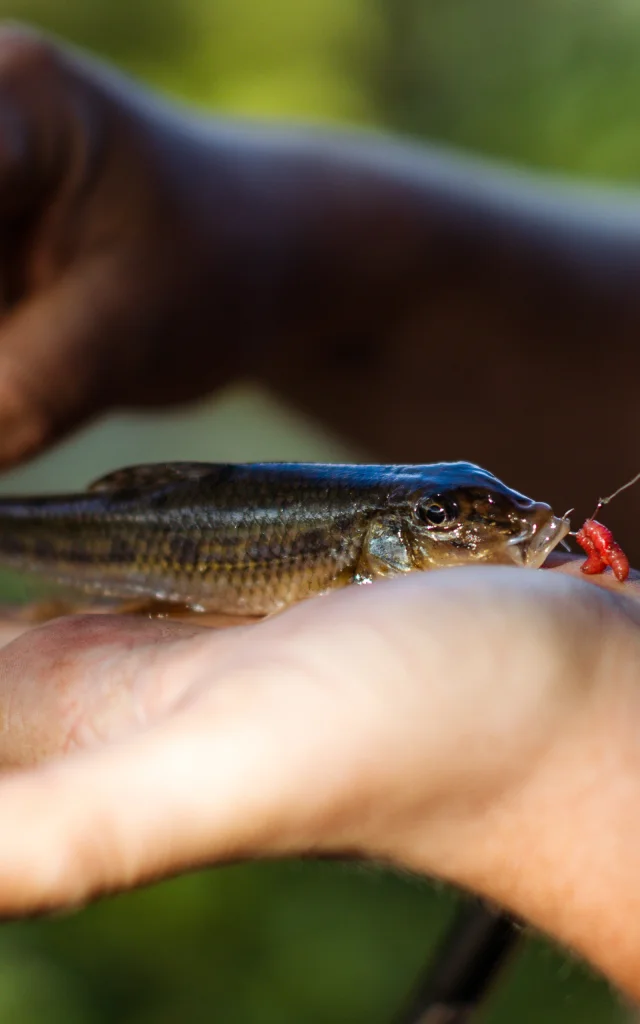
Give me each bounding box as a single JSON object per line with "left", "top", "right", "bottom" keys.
{"left": 509, "top": 514, "right": 571, "bottom": 569}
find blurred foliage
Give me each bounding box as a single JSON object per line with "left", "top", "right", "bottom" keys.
{"left": 0, "top": 1, "right": 637, "bottom": 1021}
{"left": 8, "top": 0, "right": 640, "bottom": 177}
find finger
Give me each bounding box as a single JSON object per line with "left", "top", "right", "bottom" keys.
{"left": 0, "top": 571, "right": 634, "bottom": 1007}
{"left": 0, "top": 566, "right": 617, "bottom": 916}
{"left": 0, "top": 81, "right": 28, "bottom": 223}
{"left": 0, "top": 27, "right": 160, "bottom": 461}
{"left": 0, "top": 253, "right": 152, "bottom": 463}
{"left": 0, "top": 26, "right": 74, "bottom": 219}
{"left": 0, "top": 559, "right": 623, "bottom": 772}
{"left": 0, "top": 29, "right": 103, "bottom": 458}
{"left": 0, "top": 709, "right": 284, "bottom": 913}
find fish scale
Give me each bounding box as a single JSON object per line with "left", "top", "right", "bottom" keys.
{"left": 0, "top": 461, "right": 569, "bottom": 615}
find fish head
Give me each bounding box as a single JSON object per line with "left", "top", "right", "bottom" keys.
{"left": 399, "top": 462, "right": 570, "bottom": 571}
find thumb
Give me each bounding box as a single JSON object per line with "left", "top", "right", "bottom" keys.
{"left": 0, "top": 26, "right": 106, "bottom": 463}
{"left": 0, "top": 260, "right": 145, "bottom": 463}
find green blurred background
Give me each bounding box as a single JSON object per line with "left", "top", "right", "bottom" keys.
{"left": 0, "top": 1, "right": 636, "bottom": 1021}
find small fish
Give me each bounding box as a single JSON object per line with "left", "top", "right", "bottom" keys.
{"left": 0, "top": 462, "right": 569, "bottom": 616}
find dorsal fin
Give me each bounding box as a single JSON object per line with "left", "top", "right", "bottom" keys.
{"left": 87, "top": 462, "right": 218, "bottom": 494}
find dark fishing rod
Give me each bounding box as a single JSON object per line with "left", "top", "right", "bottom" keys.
{"left": 394, "top": 902, "right": 521, "bottom": 1024}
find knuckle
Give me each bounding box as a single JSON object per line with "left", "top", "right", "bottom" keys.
{"left": 0, "top": 24, "right": 63, "bottom": 82}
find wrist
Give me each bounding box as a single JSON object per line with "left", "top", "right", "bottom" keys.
{"left": 395, "top": 603, "right": 640, "bottom": 999}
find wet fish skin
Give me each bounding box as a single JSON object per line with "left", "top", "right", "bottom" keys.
{"left": 0, "top": 462, "right": 569, "bottom": 616}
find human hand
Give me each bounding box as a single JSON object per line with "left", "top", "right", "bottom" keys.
{"left": 0, "top": 24, "right": 254, "bottom": 465}
{"left": 0, "top": 560, "right": 637, "bottom": 998}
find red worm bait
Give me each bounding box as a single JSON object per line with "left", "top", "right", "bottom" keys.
{"left": 575, "top": 519, "right": 630, "bottom": 583}
{"left": 571, "top": 470, "right": 640, "bottom": 583}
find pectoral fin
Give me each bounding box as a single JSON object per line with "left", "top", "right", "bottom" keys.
{"left": 356, "top": 517, "right": 412, "bottom": 581}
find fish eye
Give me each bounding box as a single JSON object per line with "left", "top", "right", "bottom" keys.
{"left": 415, "top": 496, "right": 458, "bottom": 528}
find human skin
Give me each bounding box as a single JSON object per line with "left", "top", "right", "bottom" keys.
{"left": 0, "top": 559, "right": 638, "bottom": 999}
{"left": 1, "top": 21, "right": 640, "bottom": 1002}
{"left": 0, "top": 24, "right": 640, "bottom": 534}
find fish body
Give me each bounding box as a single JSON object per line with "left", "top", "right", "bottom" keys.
{"left": 0, "top": 462, "right": 570, "bottom": 616}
